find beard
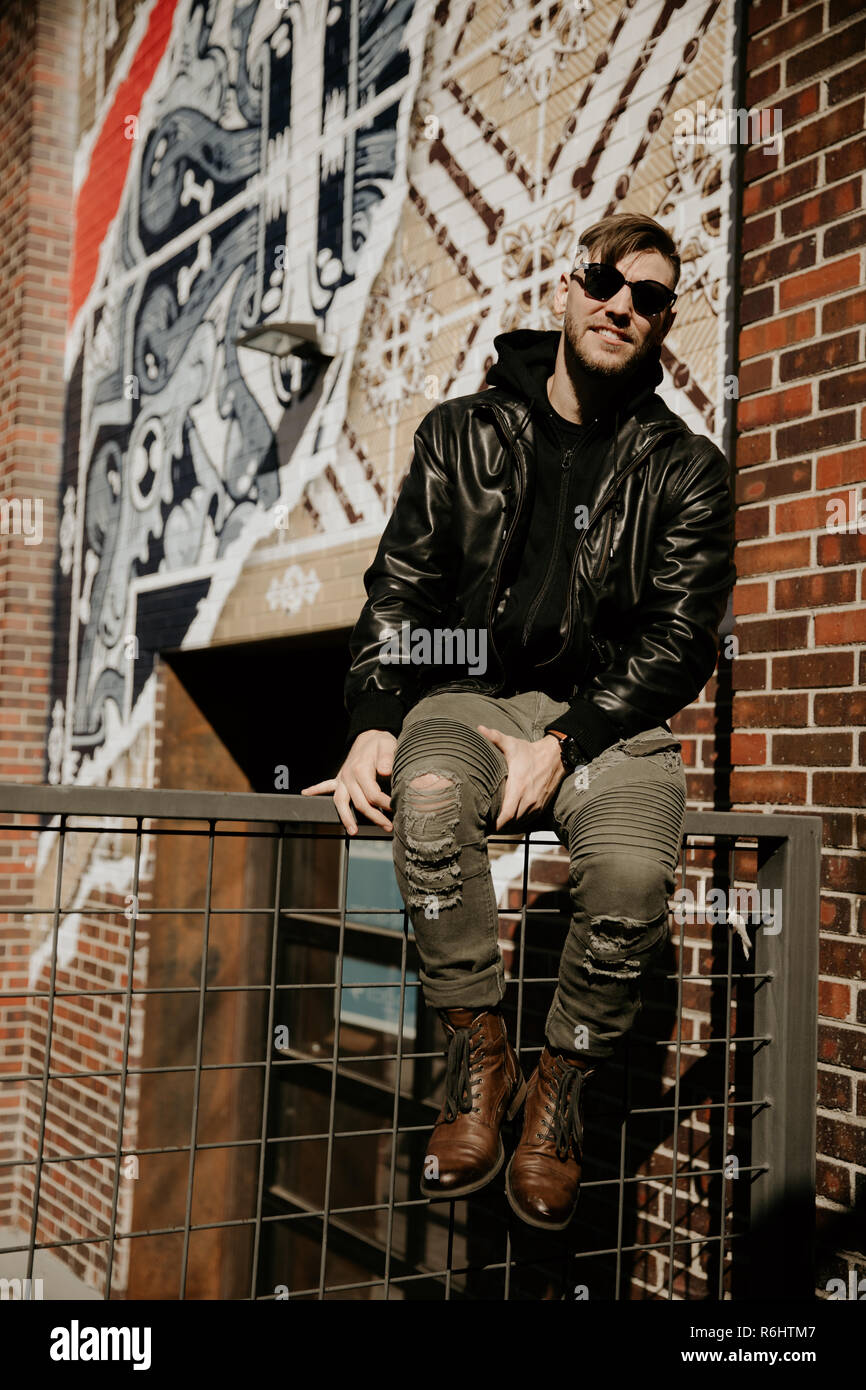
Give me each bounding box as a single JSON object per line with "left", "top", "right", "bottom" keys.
{"left": 562, "top": 303, "right": 661, "bottom": 382}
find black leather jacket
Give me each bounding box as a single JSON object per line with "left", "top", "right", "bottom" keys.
{"left": 342, "top": 332, "right": 736, "bottom": 762}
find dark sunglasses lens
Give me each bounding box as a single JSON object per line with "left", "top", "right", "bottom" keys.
{"left": 631, "top": 282, "right": 673, "bottom": 315}
{"left": 582, "top": 264, "right": 622, "bottom": 300}
{"left": 581, "top": 263, "right": 672, "bottom": 315}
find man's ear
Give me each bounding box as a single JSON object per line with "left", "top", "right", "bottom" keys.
{"left": 552, "top": 270, "right": 570, "bottom": 316}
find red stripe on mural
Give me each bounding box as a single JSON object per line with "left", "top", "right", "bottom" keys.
{"left": 69, "top": 0, "right": 179, "bottom": 325}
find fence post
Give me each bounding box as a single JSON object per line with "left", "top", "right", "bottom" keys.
{"left": 749, "top": 816, "right": 822, "bottom": 1299}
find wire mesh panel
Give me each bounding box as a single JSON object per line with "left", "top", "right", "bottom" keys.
{"left": 0, "top": 788, "right": 820, "bottom": 1301}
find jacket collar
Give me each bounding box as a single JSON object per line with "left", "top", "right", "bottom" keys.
{"left": 484, "top": 325, "right": 664, "bottom": 420}
{"left": 478, "top": 378, "right": 681, "bottom": 457}
{"left": 479, "top": 327, "right": 678, "bottom": 454}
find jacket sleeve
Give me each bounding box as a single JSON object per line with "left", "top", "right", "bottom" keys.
{"left": 544, "top": 437, "right": 736, "bottom": 758}
{"left": 342, "top": 405, "right": 457, "bottom": 760}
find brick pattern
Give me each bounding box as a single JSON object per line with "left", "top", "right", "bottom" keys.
{"left": 0, "top": 0, "right": 81, "bottom": 1236}
{"left": 734, "top": 0, "right": 866, "bottom": 1295}
{"left": 14, "top": 822, "right": 151, "bottom": 1294}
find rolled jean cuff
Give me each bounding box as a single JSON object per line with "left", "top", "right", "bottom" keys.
{"left": 544, "top": 999, "right": 616, "bottom": 1062}
{"left": 418, "top": 957, "right": 505, "bottom": 1012}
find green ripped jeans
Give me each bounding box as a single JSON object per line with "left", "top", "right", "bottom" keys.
{"left": 389, "top": 687, "right": 686, "bottom": 1062}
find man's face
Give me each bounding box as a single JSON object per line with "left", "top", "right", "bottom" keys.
{"left": 556, "top": 248, "right": 677, "bottom": 379}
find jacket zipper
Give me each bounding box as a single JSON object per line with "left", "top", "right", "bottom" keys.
{"left": 593, "top": 507, "right": 616, "bottom": 583}
{"left": 533, "top": 426, "right": 680, "bottom": 669}
{"left": 481, "top": 400, "right": 532, "bottom": 687}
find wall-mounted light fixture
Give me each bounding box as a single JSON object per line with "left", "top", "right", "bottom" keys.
{"left": 234, "top": 321, "right": 336, "bottom": 360}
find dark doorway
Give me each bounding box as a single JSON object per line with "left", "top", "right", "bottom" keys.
{"left": 164, "top": 627, "right": 354, "bottom": 793}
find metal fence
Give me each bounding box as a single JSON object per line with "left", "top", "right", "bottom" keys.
{"left": 0, "top": 785, "right": 821, "bottom": 1300}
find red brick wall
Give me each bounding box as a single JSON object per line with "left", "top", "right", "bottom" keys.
{"left": 0, "top": 0, "right": 80, "bottom": 1224}
{"left": 733, "top": 0, "right": 865, "bottom": 1293}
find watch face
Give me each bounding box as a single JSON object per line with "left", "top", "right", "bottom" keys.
{"left": 562, "top": 737, "right": 582, "bottom": 770}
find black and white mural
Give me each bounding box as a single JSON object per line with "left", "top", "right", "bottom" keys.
{"left": 52, "top": 0, "right": 429, "bottom": 783}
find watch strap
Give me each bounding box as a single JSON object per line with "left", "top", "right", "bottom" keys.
{"left": 546, "top": 727, "right": 581, "bottom": 772}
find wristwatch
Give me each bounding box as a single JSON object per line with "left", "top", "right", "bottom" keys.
{"left": 546, "top": 727, "right": 584, "bottom": 773}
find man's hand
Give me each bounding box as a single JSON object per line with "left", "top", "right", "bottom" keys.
{"left": 477, "top": 725, "right": 566, "bottom": 830}
{"left": 301, "top": 730, "right": 397, "bottom": 837}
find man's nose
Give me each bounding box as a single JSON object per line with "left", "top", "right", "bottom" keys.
{"left": 604, "top": 285, "right": 633, "bottom": 318}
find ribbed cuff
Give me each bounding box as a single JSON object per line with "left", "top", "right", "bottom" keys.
{"left": 343, "top": 690, "right": 407, "bottom": 762}
{"left": 543, "top": 697, "right": 621, "bottom": 762}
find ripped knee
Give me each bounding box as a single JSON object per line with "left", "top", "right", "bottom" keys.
{"left": 578, "top": 912, "right": 669, "bottom": 982}
{"left": 395, "top": 769, "right": 464, "bottom": 914}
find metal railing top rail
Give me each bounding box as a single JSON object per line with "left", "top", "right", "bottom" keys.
{"left": 0, "top": 782, "right": 824, "bottom": 843}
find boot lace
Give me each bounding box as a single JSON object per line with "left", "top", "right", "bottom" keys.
{"left": 442, "top": 1022, "right": 484, "bottom": 1121}
{"left": 544, "top": 1062, "right": 594, "bottom": 1161}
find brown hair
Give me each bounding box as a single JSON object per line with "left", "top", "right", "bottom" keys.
{"left": 575, "top": 213, "right": 681, "bottom": 289}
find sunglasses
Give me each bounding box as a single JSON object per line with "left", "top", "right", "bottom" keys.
{"left": 571, "top": 262, "right": 677, "bottom": 319}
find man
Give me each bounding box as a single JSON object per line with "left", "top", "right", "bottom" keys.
{"left": 302, "top": 212, "right": 736, "bottom": 1230}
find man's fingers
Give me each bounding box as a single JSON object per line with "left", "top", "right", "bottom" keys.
{"left": 302, "top": 763, "right": 394, "bottom": 834}
{"left": 332, "top": 784, "right": 359, "bottom": 836}
{"left": 478, "top": 723, "right": 508, "bottom": 746}
{"left": 496, "top": 785, "right": 537, "bottom": 830}
{"left": 352, "top": 766, "right": 392, "bottom": 813}
{"left": 358, "top": 774, "right": 392, "bottom": 812}
{"left": 342, "top": 775, "right": 393, "bottom": 832}
{"left": 497, "top": 802, "right": 527, "bottom": 830}
{"left": 496, "top": 784, "right": 518, "bottom": 829}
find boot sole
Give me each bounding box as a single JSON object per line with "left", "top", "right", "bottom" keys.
{"left": 504, "top": 1155, "right": 579, "bottom": 1231}
{"left": 420, "top": 1074, "right": 527, "bottom": 1201}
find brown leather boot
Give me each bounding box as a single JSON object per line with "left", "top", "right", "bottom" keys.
{"left": 505, "top": 1044, "right": 597, "bottom": 1230}
{"left": 420, "top": 1006, "right": 526, "bottom": 1200}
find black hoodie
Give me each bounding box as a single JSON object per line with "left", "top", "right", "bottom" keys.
{"left": 483, "top": 328, "right": 663, "bottom": 752}
{"left": 485, "top": 328, "right": 604, "bottom": 696}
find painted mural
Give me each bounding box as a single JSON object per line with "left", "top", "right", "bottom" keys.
{"left": 52, "top": 0, "right": 736, "bottom": 789}
{"left": 53, "top": 0, "right": 431, "bottom": 782}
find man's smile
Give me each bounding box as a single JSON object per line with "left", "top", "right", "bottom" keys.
{"left": 589, "top": 325, "right": 631, "bottom": 344}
